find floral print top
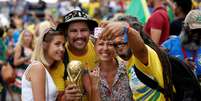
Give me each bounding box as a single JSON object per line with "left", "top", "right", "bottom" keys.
{"left": 97, "top": 60, "right": 133, "bottom": 101}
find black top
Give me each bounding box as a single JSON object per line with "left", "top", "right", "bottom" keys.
{"left": 170, "top": 18, "right": 185, "bottom": 36}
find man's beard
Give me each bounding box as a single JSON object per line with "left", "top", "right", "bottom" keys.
{"left": 118, "top": 49, "right": 132, "bottom": 61}
{"left": 183, "top": 42, "right": 200, "bottom": 51}
{"left": 180, "top": 32, "right": 201, "bottom": 51}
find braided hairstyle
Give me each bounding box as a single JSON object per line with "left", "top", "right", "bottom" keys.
{"left": 111, "top": 14, "right": 174, "bottom": 100}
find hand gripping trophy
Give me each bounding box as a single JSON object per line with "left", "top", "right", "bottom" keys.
{"left": 66, "top": 60, "right": 84, "bottom": 100}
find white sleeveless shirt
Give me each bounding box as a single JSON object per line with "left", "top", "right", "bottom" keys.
{"left": 21, "top": 61, "right": 58, "bottom": 101}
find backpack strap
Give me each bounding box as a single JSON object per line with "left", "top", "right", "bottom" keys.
{"left": 63, "top": 48, "right": 69, "bottom": 80}
{"left": 133, "top": 65, "right": 166, "bottom": 94}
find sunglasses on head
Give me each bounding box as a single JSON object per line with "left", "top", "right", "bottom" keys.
{"left": 43, "top": 27, "right": 58, "bottom": 41}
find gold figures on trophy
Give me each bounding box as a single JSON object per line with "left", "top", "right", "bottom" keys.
{"left": 66, "top": 60, "right": 84, "bottom": 89}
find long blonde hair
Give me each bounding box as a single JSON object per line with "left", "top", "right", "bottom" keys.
{"left": 17, "top": 28, "right": 35, "bottom": 50}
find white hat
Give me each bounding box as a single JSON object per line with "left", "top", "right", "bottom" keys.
{"left": 184, "top": 9, "right": 201, "bottom": 29}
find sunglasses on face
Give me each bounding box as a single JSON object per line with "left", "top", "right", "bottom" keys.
{"left": 113, "top": 42, "right": 128, "bottom": 48}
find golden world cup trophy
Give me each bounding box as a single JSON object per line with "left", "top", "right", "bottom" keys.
{"left": 66, "top": 60, "right": 84, "bottom": 100}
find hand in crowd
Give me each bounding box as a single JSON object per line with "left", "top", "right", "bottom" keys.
{"left": 89, "top": 68, "right": 101, "bottom": 101}
{"left": 184, "top": 58, "right": 196, "bottom": 70}
{"left": 24, "top": 56, "right": 31, "bottom": 64}
{"left": 1, "top": 63, "right": 16, "bottom": 83}
{"left": 64, "top": 84, "right": 82, "bottom": 101}
{"left": 99, "top": 21, "right": 129, "bottom": 41}
{"left": 99, "top": 21, "right": 148, "bottom": 65}
{"left": 89, "top": 67, "right": 100, "bottom": 89}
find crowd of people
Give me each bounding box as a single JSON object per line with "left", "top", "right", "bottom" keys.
{"left": 0, "top": 0, "right": 201, "bottom": 101}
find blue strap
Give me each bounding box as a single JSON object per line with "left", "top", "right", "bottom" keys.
{"left": 123, "top": 27, "right": 128, "bottom": 44}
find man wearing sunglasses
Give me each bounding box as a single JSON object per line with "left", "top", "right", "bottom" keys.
{"left": 110, "top": 14, "right": 164, "bottom": 100}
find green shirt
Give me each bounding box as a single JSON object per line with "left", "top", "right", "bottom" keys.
{"left": 167, "top": 6, "right": 174, "bottom": 23}
{"left": 0, "top": 38, "right": 7, "bottom": 63}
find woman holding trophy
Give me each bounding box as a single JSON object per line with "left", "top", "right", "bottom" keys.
{"left": 21, "top": 28, "right": 65, "bottom": 101}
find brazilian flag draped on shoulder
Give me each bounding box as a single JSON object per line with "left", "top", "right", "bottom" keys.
{"left": 126, "top": 0, "right": 150, "bottom": 24}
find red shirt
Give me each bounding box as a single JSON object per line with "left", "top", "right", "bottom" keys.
{"left": 144, "top": 6, "right": 170, "bottom": 45}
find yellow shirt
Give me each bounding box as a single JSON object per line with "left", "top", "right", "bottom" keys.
{"left": 126, "top": 45, "right": 165, "bottom": 101}
{"left": 50, "top": 40, "right": 97, "bottom": 91}
{"left": 88, "top": 2, "right": 100, "bottom": 17}
{"left": 67, "top": 40, "right": 97, "bottom": 71}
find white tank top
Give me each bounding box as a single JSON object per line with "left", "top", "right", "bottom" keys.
{"left": 21, "top": 61, "right": 58, "bottom": 101}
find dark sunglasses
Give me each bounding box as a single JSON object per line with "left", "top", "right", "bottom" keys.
{"left": 113, "top": 42, "right": 128, "bottom": 48}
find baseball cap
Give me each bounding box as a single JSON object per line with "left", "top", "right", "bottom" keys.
{"left": 184, "top": 9, "right": 201, "bottom": 29}
{"left": 57, "top": 9, "right": 98, "bottom": 32}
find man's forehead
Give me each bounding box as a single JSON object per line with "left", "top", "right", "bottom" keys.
{"left": 68, "top": 21, "right": 88, "bottom": 27}
{"left": 67, "top": 22, "right": 89, "bottom": 31}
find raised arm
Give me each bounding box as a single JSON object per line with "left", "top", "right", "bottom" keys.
{"left": 100, "top": 21, "right": 148, "bottom": 65}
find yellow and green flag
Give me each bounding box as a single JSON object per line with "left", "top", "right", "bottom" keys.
{"left": 126, "top": 0, "right": 150, "bottom": 24}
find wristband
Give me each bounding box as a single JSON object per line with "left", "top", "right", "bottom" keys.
{"left": 123, "top": 26, "right": 130, "bottom": 44}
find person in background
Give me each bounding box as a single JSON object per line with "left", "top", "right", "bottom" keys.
{"left": 147, "top": 0, "right": 154, "bottom": 13}
{"left": 4, "top": 28, "right": 15, "bottom": 48}
{"left": 144, "top": 0, "right": 170, "bottom": 45}
{"left": 170, "top": 0, "right": 192, "bottom": 36}
{"left": 10, "top": 13, "right": 24, "bottom": 46}
{"left": 0, "top": 27, "right": 7, "bottom": 71}
{"left": 12, "top": 28, "right": 35, "bottom": 100}
{"left": 162, "top": 9, "right": 201, "bottom": 80}
{"left": 0, "top": 27, "right": 7, "bottom": 101}
{"left": 22, "top": 28, "right": 65, "bottom": 101}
